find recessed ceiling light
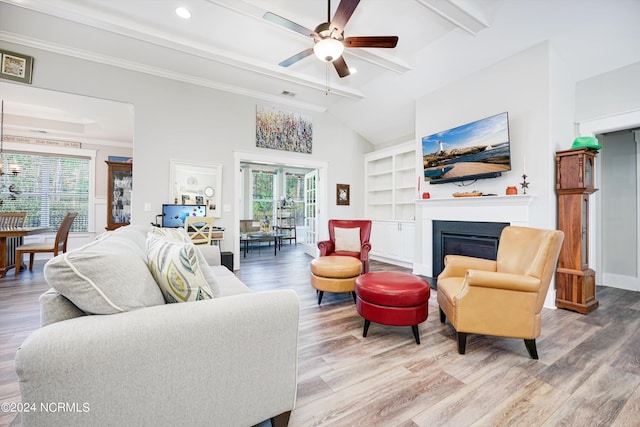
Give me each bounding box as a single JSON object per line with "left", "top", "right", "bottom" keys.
{"left": 175, "top": 7, "right": 191, "bottom": 19}
{"left": 349, "top": 67, "right": 358, "bottom": 75}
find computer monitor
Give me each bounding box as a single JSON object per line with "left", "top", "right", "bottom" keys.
{"left": 161, "top": 204, "right": 206, "bottom": 228}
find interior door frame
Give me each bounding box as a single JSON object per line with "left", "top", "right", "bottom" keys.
{"left": 233, "top": 150, "right": 328, "bottom": 270}
{"left": 579, "top": 110, "right": 640, "bottom": 289}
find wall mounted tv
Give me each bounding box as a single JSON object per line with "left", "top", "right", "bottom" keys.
{"left": 161, "top": 204, "right": 206, "bottom": 228}
{"left": 422, "top": 112, "right": 511, "bottom": 185}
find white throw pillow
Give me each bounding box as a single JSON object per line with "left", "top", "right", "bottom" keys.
{"left": 44, "top": 229, "right": 165, "bottom": 315}
{"left": 334, "top": 227, "right": 361, "bottom": 252}
{"left": 146, "top": 237, "right": 214, "bottom": 303}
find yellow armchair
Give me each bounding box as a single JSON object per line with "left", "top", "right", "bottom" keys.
{"left": 437, "top": 226, "right": 564, "bottom": 359}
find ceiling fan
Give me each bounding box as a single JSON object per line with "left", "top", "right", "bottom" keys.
{"left": 264, "top": 0, "right": 398, "bottom": 78}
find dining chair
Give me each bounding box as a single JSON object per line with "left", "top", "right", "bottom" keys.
{"left": 0, "top": 212, "right": 27, "bottom": 229}
{"left": 15, "top": 212, "right": 77, "bottom": 275}
{"left": 184, "top": 216, "right": 214, "bottom": 245}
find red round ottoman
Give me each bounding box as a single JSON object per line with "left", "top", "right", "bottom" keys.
{"left": 355, "top": 272, "right": 430, "bottom": 344}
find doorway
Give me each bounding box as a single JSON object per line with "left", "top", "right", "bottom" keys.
{"left": 599, "top": 129, "right": 640, "bottom": 291}
{"left": 579, "top": 110, "right": 640, "bottom": 291}
{"left": 233, "top": 151, "right": 328, "bottom": 270}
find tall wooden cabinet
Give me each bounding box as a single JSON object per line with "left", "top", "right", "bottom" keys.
{"left": 555, "top": 148, "right": 599, "bottom": 314}
{"left": 106, "top": 160, "right": 132, "bottom": 230}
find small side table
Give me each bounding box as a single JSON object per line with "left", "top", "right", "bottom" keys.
{"left": 221, "top": 251, "right": 234, "bottom": 271}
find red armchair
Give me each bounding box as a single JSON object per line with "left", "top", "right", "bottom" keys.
{"left": 317, "top": 219, "right": 372, "bottom": 273}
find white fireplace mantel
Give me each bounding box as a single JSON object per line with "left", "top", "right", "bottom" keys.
{"left": 414, "top": 194, "right": 534, "bottom": 277}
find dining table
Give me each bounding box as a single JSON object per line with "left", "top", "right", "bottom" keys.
{"left": 0, "top": 227, "right": 51, "bottom": 278}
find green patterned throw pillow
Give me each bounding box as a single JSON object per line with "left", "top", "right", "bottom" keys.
{"left": 149, "top": 227, "right": 191, "bottom": 243}
{"left": 147, "top": 237, "right": 213, "bottom": 303}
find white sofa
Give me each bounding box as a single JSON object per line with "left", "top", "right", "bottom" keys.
{"left": 15, "top": 225, "right": 299, "bottom": 427}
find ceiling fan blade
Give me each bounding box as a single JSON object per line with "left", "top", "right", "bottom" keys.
{"left": 279, "top": 48, "right": 314, "bottom": 67}
{"left": 333, "top": 56, "right": 351, "bottom": 78}
{"left": 264, "top": 12, "right": 315, "bottom": 37}
{"left": 344, "top": 36, "right": 399, "bottom": 48}
{"left": 331, "top": 0, "right": 360, "bottom": 34}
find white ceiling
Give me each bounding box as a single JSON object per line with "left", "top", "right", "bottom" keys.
{"left": 1, "top": 0, "right": 639, "bottom": 147}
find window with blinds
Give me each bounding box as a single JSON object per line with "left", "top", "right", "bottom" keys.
{"left": 0, "top": 152, "right": 89, "bottom": 231}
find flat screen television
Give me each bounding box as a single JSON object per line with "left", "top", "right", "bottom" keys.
{"left": 422, "top": 112, "right": 511, "bottom": 185}
{"left": 161, "top": 204, "right": 206, "bottom": 228}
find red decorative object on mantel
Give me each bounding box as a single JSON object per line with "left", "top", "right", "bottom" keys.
{"left": 506, "top": 186, "right": 518, "bottom": 195}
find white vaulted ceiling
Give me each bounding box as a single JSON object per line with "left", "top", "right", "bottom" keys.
{"left": 0, "top": 0, "right": 639, "bottom": 146}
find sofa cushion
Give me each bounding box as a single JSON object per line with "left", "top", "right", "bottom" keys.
{"left": 44, "top": 227, "right": 166, "bottom": 315}
{"left": 334, "top": 226, "right": 361, "bottom": 252}
{"left": 147, "top": 237, "right": 214, "bottom": 303}
{"left": 40, "top": 288, "right": 86, "bottom": 326}
{"left": 209, "top": 265, "right": 251, "bottom": 297}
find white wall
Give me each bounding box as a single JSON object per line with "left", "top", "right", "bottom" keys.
{"left": 415, "top": 42, "right": 562, "bottom": 230}
{"left": 575, "top": 61, "right": 640, "bottom": 123}
{"left": 0, "top": 41, "right": 373, "bottom": 252}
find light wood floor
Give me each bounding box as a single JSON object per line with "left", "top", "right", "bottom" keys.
{"left": 2, "top": 243, "right": 640, "bottom": 426}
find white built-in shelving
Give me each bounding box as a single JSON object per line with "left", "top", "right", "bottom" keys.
{"left": 364, "top": 141, "right": 417, "bottom": 267}
{"left": 364, "top": 141, "right": 417, "bottom": 221}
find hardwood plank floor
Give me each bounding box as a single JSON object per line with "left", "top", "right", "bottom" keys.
{"left": 1, "top": 243, "right": 639, "bottom": 426}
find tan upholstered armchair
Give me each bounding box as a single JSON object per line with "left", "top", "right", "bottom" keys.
{"left": 317, "top": 219, "right": 372, "bottom": 273}
{"left": 437, "top": 226, "right": 564, "bottom": 359}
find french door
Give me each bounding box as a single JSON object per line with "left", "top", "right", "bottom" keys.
{"left": 304, "top": 170, "right": 319, "bottom": 257}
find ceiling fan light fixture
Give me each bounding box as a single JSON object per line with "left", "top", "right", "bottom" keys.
{"left": 313, "top": 38, "right": 344, "bottom": 62}
{"left": 175, "top": 7, "right": 191, "bottom": 19}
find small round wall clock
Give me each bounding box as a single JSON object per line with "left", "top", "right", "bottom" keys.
{"left": 204, "top": 186, "right": 215, "bottom": 198}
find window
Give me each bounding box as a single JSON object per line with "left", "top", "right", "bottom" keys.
{"left": 0, "top": 152, "right": 89, "bottom": 231}
{"left": 285, "top": 172, "right": 305, "bottom": 226}
{"left": 251, "top": 170, "right": 275, "bottom": 227}
{"left": 245, "top": 166, "right": 313, "bottom": 227}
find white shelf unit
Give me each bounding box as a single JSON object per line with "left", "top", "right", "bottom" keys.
{"left": 276, "top": 205, "right": 297, "bottom": 244}
{"left": 365, "top": 141, "right": 417, "bottom": 221}
{"left": 364, "top": 142, "right": 417, "bottom": 267}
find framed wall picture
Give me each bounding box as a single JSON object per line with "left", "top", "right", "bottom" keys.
{"left": 256, "top": 105, "right": 312, "bottom": 154}
{"left": 0, "top": 49, "right": 33, "bottom": 84}
{"left": 336, "top": 184, "right": 350, "bottom": 206}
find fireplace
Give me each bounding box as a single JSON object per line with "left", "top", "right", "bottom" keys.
{"left": 414, "top": 195, "right": 533, "bottom": 279}
{"left": 432, "top": 220, "right": 509, "bottom": 280}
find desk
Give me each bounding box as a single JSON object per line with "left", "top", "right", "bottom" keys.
{"left": 240, "top": 233, "right": 282, "bottom": 258}
{"left": 211, "top": 230, "right": 224, "bottom": 245}
{"left": 0, "top": 227, "right": 50, "bottom": 278}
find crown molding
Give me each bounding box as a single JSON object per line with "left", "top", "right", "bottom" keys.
{"left": 0, "top": 0, "right": 365, "bottom": 102}
{"left": 0, "top": 31, "right": 341, "bottom": 112}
